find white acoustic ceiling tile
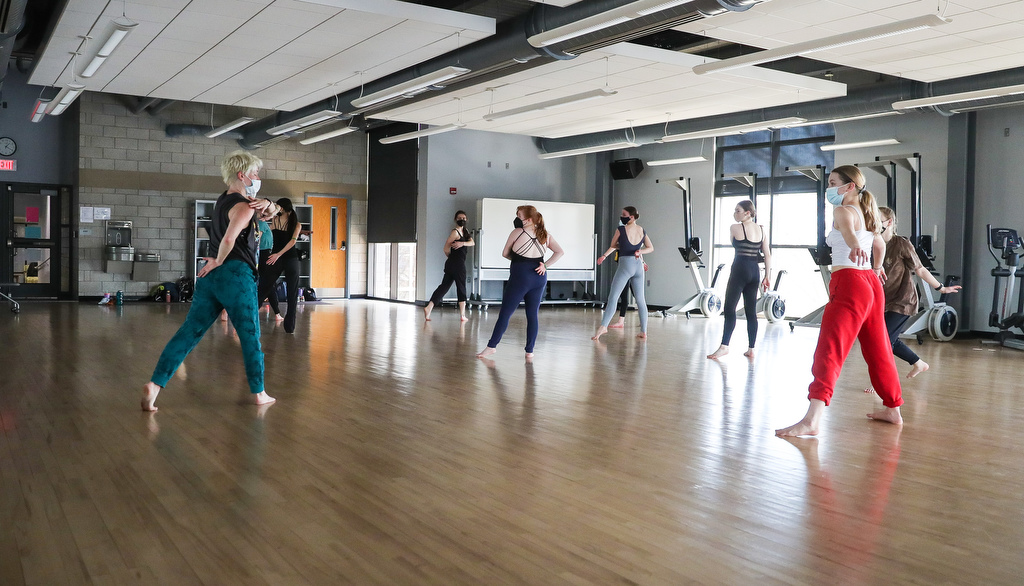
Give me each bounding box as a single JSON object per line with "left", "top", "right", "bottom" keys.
{"left": 939, "top": 9, "right": 1005, "bottom": 32}
{"left": 871, "top": 1, "right": 945, "bottom": 20}
{"left": 716, "top": 15, "right": 810, "bottom": 38}
{"left": 966, "top": 53, "right": 1024, "bottom": 71}
{"left": 957, "top": 22, "right": 1024, "bottom": 44}
{"left": 881, "top": 55, "right": 960, "bottom": 72}
{"left": 227, "top": 19, "right": 314, "bottom": 42}
{"left": 187, "top": 0, "right": 267, "bottom": 18}
{"left": 147, "top": 37, "right": 215, "bottom": 55}
{"left": 161, "top": 14, "right": 243, "bottom": 43}
{"left": 910, "top": 63, "right": 989, "bottom": 82}
{"left": 766, "top": 1, "right": 862, "bottom": 26}
{"left": 935, "top": 43, "right": 1015, "bottom": 62}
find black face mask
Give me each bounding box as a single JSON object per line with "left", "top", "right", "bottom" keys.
{"left": 456, "top": 219, "right": 466, "bottom": 227}
{"left": 513, "top": 217, "right": 524, "bottom": 229}
{"left": 620, "top": 216, "right": 630, "bottom": 225}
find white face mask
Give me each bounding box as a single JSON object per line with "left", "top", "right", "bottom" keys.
{"left": 244, "top": 177, "right": 261, "bottom": 198}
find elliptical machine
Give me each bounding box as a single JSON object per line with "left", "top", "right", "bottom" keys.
{"left": 664, "top": 178, "right": 725, "bottom": 318}
{"left": 987, "top": 224, "right": 1024, "bottom": 350}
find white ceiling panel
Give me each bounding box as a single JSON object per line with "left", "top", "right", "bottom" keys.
{"left": 30, "top": 0, "right": 495, "bottom": 110}
{"left": 672, "top": 0, "right": 1024, "bottom": 83}
{"left": 373, "top": 43, "right": 845, "bottom": 138}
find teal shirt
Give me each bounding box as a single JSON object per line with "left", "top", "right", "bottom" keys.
{"left": 257, "top": 220, "right": 273, "bottom": 251}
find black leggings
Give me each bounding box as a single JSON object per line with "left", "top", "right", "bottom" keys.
{"left": 429, "top": 263, "right": 467, "bottom": 305}
{"left": 721, "top": 258, "right": 760, "bottom": 347}
{"left": 258, "top": 253, "right": 300, "bottom": 333}
{"left": 885, "top": 311, "right": 921, "bottom": 365}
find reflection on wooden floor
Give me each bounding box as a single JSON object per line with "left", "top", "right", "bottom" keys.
{"left": 1, "top": 300, "right": 1023, "bottom": 584}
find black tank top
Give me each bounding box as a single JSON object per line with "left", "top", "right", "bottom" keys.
{"left": 509, "top": 229, "right": 545, "bottom": 263}
{"left": 208, "top": 191, "right": 258, "bottom": 272}
{"left": 271, "top": 229, "right": 298, "bottom": 259}
{"left": 732, "top": 223, "right": 762, "bottom": 260}
{"left": 447, "top": 228, "right": 471, "bottom": 265}
{"left": 616, "top": 225, "right": 645, "bottom": 256}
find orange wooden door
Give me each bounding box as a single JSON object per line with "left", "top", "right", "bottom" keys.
{"left": 308, "top": 196, "right": 347, "bottom": 293}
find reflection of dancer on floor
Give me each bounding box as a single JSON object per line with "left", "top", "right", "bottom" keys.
{"left": 143, "top": 150, "right": 277, "bottom": 411}
{"left": 477, "top": 205, "right": 564, "bottom": 359}
{"left": 776, "top": 165, "right": 902, "bottom": 436}
{"left": 708, "top": 200, "right": 772, "bottom": 360}
{"left": 593, "top": 207, "right": 654, "bottom": 341}
{"left": 865, "top": 206, "right": 962, "bottom": 388}
{"left": 424, "top": 210, "right": 474, "bottom": 322}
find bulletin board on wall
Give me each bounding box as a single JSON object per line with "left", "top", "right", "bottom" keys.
{"left": 476, "top": 198, "right": 596, "bottom": 272}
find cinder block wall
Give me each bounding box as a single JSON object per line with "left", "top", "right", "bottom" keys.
{"left": 77, "top": 93, "right": 368, "bottom": 297}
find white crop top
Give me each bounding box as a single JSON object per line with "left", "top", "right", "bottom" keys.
{"left": 826, "top": 207, "right": 875, "bottom": 269}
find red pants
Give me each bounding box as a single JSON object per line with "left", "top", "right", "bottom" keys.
{"left": 808, "top": 269, "right": 903, "bottom": 408}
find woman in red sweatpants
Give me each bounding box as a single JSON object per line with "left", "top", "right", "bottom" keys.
{"left": 776, "top": 165, "right": 903, "bottom": 437}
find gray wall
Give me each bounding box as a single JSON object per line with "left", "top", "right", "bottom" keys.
{"left": 971, "top": 105, "right": 1024, "bottom": 333}
{"left": 0, "top": 67, "right": 78, "bottom": 186}
{"left": 417, "top": 129, "right": 592, "bottom": 301}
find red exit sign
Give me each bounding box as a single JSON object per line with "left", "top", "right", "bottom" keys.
{"left": 0, "top": 159, "right": 15, "bottom": 171}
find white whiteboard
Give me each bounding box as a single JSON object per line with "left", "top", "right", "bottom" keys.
{"left": 477, "top": 198, "right": 595, "bottom": 270}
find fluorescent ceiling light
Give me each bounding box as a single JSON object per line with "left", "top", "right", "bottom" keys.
{"left": 351, "top": 66, "right": 470, "bottom": 109}
{"left": 646, "top": 155, "right": 708, "bottom": 166}
{"left": 205, "top": 116, "right": 255, "bottom": 138}
{"left": 45, "top": 83, "right": 86, "bottom": 115}
{"left": 692, "top": 14, "right": 950, "bottom": 75}
{"left": 820, "top": 138, "right": 900, "bottom": 152}
{"left": 789, "top": 111, "right": 902, "bottom": 127}
{"left": 267, "top": 110, "right": 342, "bottom": 135}
{"left": 300, "top": 126, "right": 359, "bottom": 145}
{"left": 81, "top": 18, "right": 138, "bottom": 78}
{"left": 31, "top": 99, "right": 51, "bottom": 123}
{"left": 538, "top": 140, "right": 639, "bottom": 159}
{"left": 484, "top": 88, "right": 617, "bottom": 121}
{"left": 661, "top": 117, "right": 806, "bottom": 142}
{"left": 528, "top": 0, "right": 692, "bottom": 48}
{"left": 892, "top": 83, "right": 1024, "bottom": 110}
{"left": 379, "top": 123, "right": 465, "bottom": 144}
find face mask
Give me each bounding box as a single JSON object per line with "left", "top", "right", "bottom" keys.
{"left": 244, "top": 176, "right": 261, "bottom": 198}
{"left": 825, "top": 185, "right": 846, "bottom": 206}
{"left": 513, "top": 217, "right": 524, "bottom": 229}
{"left": 456, "top": 219, "right": 466, "bottom": 227}
{"left": 620, "top": 216, "right": 630, "bottom": 225}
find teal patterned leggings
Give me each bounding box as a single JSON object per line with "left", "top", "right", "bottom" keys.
{"left": 150, "top": 259, "right": 264, "bottom": 393}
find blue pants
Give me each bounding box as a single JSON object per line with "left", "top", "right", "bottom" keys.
{"left": 150, "top": 259, "right": 265, "bottom": 393}
{"left": 721, "top": 258, "right": 760, "bottom": 347}
{"left": 486, "top": 261, "right": 547, "bottom": 352}
{"left": 601, "top": 256, "right": 647, "bottom": 332}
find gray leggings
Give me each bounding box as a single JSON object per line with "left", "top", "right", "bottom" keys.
{"left": 602, "top": 256, "right": 647, "bottom": 332}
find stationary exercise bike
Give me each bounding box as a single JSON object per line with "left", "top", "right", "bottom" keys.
{"left": 665, "top": 237, "right": 725, "bottom": 317}
{"left": 987, "top": 224, "right": 1024, "bottom": 350}
{"left": 900, "top": 235, "right": 960, "bottom": 343}
{"left": 662, "top": 178, "right": 724, "bottom": 318}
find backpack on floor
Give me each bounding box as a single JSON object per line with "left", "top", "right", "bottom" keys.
{"left": 276, "top": 280, "right": 287, "bottom": 300}
{"left": 303, "top": 287, "right": 317, "bottom": 301}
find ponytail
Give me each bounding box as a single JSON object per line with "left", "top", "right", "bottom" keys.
{"left": 517, "top": 205, "right": 548, "bottom": 245}
{"left": 859, "top": 189, "right": 882, "bottom": 234}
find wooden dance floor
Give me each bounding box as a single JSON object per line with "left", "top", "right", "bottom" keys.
{"left": 1, "top": 300, "right": 1022, "bottom": 584}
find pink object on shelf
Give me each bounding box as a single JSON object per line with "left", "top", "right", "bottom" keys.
{"left": 26, "top": 207, "right": 39, "bottom": 223}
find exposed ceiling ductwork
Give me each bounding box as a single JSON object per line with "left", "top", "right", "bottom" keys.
{"left": 229, "top": 0, "right": 767, "bottom": 149}
{"left": 0, "top": 0, "right": 29, "bottom": 93}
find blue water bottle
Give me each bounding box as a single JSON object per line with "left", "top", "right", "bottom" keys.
{"left": 116, "top": 290, "right": 123, "bottom": 306}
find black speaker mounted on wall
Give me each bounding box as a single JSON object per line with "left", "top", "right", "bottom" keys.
{"left": 610, "top": 158, "right": 644, "bottom": 180}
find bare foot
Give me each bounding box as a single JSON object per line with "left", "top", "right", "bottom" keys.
{"left": 743, "top": 348, "right": 754, "bottom": 359}
{"left": 592, "top": 326, "right": 608, "bottom": 341}
{"left": 220, "top": 310, "right": 228, "bottom": 322}
{"left": 637, "top": 332, "right": 647, "bottom": 339}
{"left": 907, "top": 360, "right": 929, "bottom": 378}
{"left": 776, "top": 400, "right": 824, "bottom": 437}
{"left": 141, "top": 382, "right": 161, "bottom": 412}
{"left": 775, "top": 419, "right": 819, "bottom": 437}
{"left": 525, "top": 352, "right": 534, "bottom": 363}
{"left": 460, "top": 315, "right": 468, "bottom": 322}
{"left": 253, "top": 391, "right": 276, "bottom": 406}
{"left": 423, "top": 303, "right": 433, "bottom": 321}
{"left": 476, "top": 346, "right": 496, "bottom": 358}
{"left": 864, "top": 387, "right": 876, "bottom": 394}
{"left": 867, "top": 406, "right": 903, "bottom": 425}
{"left": 275, "top": 313, "right": 284, "bottom": 323}
{"left": 609, "top": 319, "right": 625, "bottom": 329}
{"left": 707, "top": 345, "right": 729, "bottom": 360}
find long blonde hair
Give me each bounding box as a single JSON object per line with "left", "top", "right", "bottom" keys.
{"left": 517, "top": 205, "right": 548, "bottom": 245}
{"left": 833, "top": 165, "right": 881, "bottom": 234}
